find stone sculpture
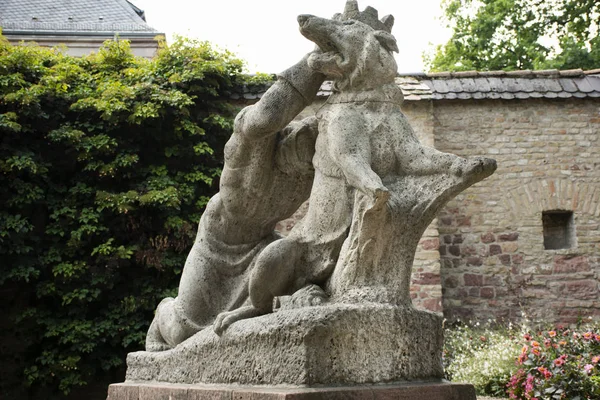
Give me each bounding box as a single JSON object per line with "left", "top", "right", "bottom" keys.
{"left": 119, "top": 0, "right": 496, "bottom": 395}
{"left": 212, "top": 1, "right": 496, "bottom": 332}
{"left": 145, "top": 51, "right": 326, "bottom": 350}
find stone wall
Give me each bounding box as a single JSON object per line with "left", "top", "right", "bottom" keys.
{"left": 430, "top": 98, "right": 600, "bottom": 324}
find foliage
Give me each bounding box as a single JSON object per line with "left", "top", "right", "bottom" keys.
{"left": 507, "top": 323, "right": 600, "bottom": 400}
{"left": 0, "top": 36, "right": 249, "bottom": 398}
{"left": 426, "top": 0, "right": 600, "bottom": 72}
{"left": 444, "top": 320, "right": 522, "bottom": 397}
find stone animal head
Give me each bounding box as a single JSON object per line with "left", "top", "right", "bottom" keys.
{"left": 298, "top": 0, "right": 398, "bottom": 91}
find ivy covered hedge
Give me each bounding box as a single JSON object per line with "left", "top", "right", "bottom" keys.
{"left": 0, "top": 36, "right": 257, "bottom": 398}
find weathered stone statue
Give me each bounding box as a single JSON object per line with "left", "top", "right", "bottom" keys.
{"left": 212, "top": 0, "right": 496, "bottom": 332}
{"left": 110, "top": 2, "right": 496, "bottom": 398}
{"left": 145, "top": 51, "right": 325, "bottom": 350}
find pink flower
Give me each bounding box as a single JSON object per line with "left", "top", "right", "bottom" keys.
{"left": 583, "top": 332, "right": 593, "bottom": 341}
{"left": 518, "top": 352, "right": 528, "bottom": 364}
{"left": 537, "top": 366, "right": 552, "bottom": 379}
{"left": 554, "top": 357, "right": 565, "bottom": 367}
{"left": 592, "top": 355, "right": 600, "bottom": 364}
{"left": 525, "top": 373, "right": 535, "bottom": 393}
{"left": 544, "top": 338, "right": 552, "bottom": 347}
{"left": 584, "top": 364, "right": 594, "bottom": 375}
{"left": 548, "top": 330, "right": 557, "bottom": 337}
{"left": 524, "top": 333, "right": 532, "bottom": 341}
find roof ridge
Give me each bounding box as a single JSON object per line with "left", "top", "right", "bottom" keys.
{"left": 0, "top": 21, "right": 157, "bottom": 32}
{"left": 407, "top": 69, "right": 595, "bottom": 79}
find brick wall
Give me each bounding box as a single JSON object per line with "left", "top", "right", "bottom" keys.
{"left": 430, "top": 98, "right": 600, "bottom": 323}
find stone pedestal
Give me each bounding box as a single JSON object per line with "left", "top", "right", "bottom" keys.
{"left": 107, "top": 381, "right": 476, "bottom": 400}
{"left": 126, "top": 304, "right": 443, "bottom": 385}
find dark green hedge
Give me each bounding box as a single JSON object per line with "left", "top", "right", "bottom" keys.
{"left": 0, "top": 36, "right": 256, "bottom": 398}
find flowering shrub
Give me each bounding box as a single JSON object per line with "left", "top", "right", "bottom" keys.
{"left": 444, "top": 321, "right": 521, "bottom": 396}
{"left": 507, "top": 324, "right": 600, "bottom": 400}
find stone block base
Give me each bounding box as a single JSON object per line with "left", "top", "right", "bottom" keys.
{"left": 126, "top": 304, "right": 443, "bottom": 385}
{"left": 107, "top": 381, "right": 476, "bottom": 399}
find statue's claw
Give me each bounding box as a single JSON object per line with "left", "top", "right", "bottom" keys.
{"left": 213, "top": 306, "right": 266, "bottom": 336}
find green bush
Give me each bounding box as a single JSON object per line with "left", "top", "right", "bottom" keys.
{"left": 507, "top": 323, "right": 600, "bottom": 400}
{"left": 444, "top": 321, "right": 521, "bottom": 397}
{"left": 0, "top": 36, "right": 257, "bottom": 398}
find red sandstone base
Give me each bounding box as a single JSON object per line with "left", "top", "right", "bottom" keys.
{"left": 107, "top": 381, "right": 476, "bottom": 400}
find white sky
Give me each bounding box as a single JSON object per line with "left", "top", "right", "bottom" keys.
{"left": 133, "top": 0, "right": 451, "bottom": 74}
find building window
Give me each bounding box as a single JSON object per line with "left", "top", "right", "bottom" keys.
{"left": 542, "top": 210, "right": 575, "bottom": 250}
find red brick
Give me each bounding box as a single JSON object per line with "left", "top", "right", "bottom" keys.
{"left": 448, "top": 245, "right": 460, "bottom": 256}
{"left": 498, "top": 232, "right": 519, "bottom": 242}
{"left": 480, "top": 287, "right": 495, "bottom": 299}
{"left": 489, "top": 244, "right": 502, "bottom": 256}
{"left": 464, "top": 274, "right": 483, "bottom": 286}
{"left": 414, "top": 273, "right": 441, "bottom": 285}
{"left": 512, "top": 254, "right": 523, "bottom": 264}
{"left": 553, "top": 255, "right": 591, "bottom": 274}
{"left": 421, "top": 299, "right": 443, "bottom": 313}
{"left": 420, "top": 238, "right": 439, "bottom": 250}
{"left": 564, "top": 280, "right": 598, "bottom": 300}
{"left": 481, "top": 232, "right": 495, "bottom": 243}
